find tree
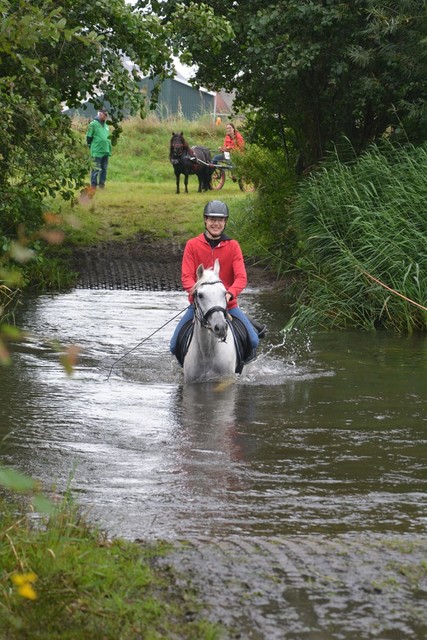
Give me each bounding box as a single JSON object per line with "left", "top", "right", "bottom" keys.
{"left": 0, "top": 0, "right": 170, "bottom": 235}
{"left": 0, "top": 0, "right": 234, "bottom": 239}
{"left": 154, "top": 0, "right": 427, "bottom": 164}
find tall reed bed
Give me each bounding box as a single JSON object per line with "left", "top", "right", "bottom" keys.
{"left": 289, "top": 142, "right": 427, "bottom": 333}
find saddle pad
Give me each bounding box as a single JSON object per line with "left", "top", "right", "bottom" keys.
{"left": 228, "top": 316, "right": 255, "bottom": 373}
{"left": 175, "top": 320, "right": 194, "bottom": 368}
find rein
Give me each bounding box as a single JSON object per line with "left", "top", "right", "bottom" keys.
{"left": 106, "top": 306, "right": 189, "bottom": 380}
{"left": 171, "top": 140, "right": 198, "bottom": 162}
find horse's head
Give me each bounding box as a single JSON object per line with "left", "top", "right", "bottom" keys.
{"left": 193, "top": 259, "right": 228, "bottom": 340}
{"left": 170, "top": 131, "right": 187, "bottom": 158}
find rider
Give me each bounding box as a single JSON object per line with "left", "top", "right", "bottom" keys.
{"left": 170, "top": 200, "right": 265, "bottom": 358}
{"left": 212, "top": 123, "right": 245, "bottom": 165}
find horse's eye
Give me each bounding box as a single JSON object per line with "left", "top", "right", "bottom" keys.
{"left": 198, "top": 292, "right": 204, "bottom": 300}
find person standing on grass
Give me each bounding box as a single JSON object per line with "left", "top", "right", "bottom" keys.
{"left": 86, "top": 107, "right": 112, "bottom": 189}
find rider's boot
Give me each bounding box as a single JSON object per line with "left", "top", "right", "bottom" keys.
{"left": 249, "top": 317, "right": 267, "bottom": 339}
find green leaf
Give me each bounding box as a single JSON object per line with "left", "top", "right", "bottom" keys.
{"left": 32, "top": 494, "right": 56, "bottom": 515}
{"left": 0, "top": 467, "right": 36, "bottom": 492}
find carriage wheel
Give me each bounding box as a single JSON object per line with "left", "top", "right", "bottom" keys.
{"left": 238, "top": 177, "right": 255, "bottom": 192}
{"left": 211, "top": 167, "right": 226, "bottom": 190}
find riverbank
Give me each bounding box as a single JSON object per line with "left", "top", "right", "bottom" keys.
{"left": 38, "top": 115, "right": 281, "bottom": 293}
{"left": 0, "top": 492, "right": 222, "bottom": 639}
{"left": 70, "top": 232, "right": 282, "bottom": 293}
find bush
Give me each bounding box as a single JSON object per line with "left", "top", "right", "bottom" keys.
{"left": 231, "top": 144, "right": 300, "bottom": 276}
{"left": 288, "top": 141, "right": 427, "bottom": 333}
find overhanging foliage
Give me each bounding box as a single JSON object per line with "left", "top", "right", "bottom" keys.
{"left": 156, "top": 0, "right": 427, "bottom": 164}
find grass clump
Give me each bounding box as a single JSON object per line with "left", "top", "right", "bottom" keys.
{"left": 288, "top": 141, "right": 427, "bottom": 333}
{"left": 0, "top": 492, "right": 221, "bottom": 640}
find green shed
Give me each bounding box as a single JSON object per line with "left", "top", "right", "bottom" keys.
{"left": 139, "top": 72, "right": 215, "bottom": 120}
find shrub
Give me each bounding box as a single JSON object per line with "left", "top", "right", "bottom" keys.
{"left": 289, "top": 141, "right": 427, "bottom": 333}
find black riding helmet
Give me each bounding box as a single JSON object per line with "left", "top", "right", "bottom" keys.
{"left": 203, "top": 200, "right": 229, "bottom": 219}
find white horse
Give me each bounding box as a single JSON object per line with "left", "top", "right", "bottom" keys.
{"left": 184, "top": 259, "right": 238, "bottom": 384}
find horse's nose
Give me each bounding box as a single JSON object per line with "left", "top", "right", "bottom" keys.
{"left": 215, "top": 322, "right": 228, "bottom": 339}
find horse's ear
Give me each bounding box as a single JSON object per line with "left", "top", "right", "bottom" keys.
{"left": 213, "top": 259, "right": 220, "bottom": 276}
{"left": 196, "top": 264, "right": 204, "bottom": 279}
{"left": 180, "top": 131, "right": 183, "bottom": 136}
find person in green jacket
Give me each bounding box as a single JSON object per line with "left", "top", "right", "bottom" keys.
{"left": 86, "top": 108, "right": 112, "bottom": 189}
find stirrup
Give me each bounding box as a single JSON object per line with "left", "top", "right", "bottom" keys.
{"left": 257, "top": 324, "right": 267, "bottom": 339}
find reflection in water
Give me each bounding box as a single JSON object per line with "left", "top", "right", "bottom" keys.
{"left": 0, "top": 290, "right": 426, "bottom": 541}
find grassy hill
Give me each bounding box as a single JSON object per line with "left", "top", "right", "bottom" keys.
{"left": 64, "top": 115, "right": 252, "bottom": 247}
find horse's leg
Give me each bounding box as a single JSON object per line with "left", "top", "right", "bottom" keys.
{"left": 175, "top": 169, "right": 180, "bottom": 194}
{"left": 202, "top": 169, "right": 209, "bottom": 191}
{"left": 184, "top": 172, "right": 189, "bottom": 194}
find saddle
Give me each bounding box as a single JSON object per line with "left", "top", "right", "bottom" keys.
{"left": 174, "top": 316, "right": 256, "bottom": 374}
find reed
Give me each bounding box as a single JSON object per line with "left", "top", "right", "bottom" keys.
{"left": 289, "top": 141, "right": 427, "bottom": 332}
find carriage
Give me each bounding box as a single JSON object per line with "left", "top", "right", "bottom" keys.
{"left": 169, "top": 133, "right": 255, "bottom": 194}
{"left": 209, "top": 151, "right": 255, "bottom": 192}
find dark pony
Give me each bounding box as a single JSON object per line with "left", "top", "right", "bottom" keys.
{"left": 169, "top": 132, "right": 212, "bottom": 193}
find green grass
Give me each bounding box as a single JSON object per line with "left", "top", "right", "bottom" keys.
{"left": 0, "top": 493, "right": 222, "bottom": 639}
{"left": 11, "top": 114, "right": 427, "bottom": 334}
{"left": 59, "top": 114, "right": 252, "bottom": 249}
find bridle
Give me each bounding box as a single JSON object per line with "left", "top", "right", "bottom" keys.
{"left": 193, "top": 280, "right": 228, "bottom": 334}
{"left": 171, "top": 139, "right": 185, "bottom": 158}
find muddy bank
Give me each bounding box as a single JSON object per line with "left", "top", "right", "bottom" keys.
{"left": 158, "top": 533, "right": 427, "bottom": 639}
{"left": 71, "top": 234, "right": 283, "bottom": 292}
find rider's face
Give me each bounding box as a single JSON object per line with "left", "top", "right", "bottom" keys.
{"left": 204, "top": 216, "right": 226, "bottom": 239}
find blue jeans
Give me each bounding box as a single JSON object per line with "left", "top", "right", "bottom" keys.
{"left": 212, "top": 153, "right": 225, "bottom": 164}
{"left": 91, "top": 156, "right": 109, "bottom": 187}
{"left": 169, "top": 305, "right": 259, "bottom": 354}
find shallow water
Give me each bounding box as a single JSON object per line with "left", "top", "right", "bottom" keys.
{"left": 1, "top": 288, "right": 426, "bottom": 540}
{"left": 1, "top": 288, "right": 426, "bottom": 638}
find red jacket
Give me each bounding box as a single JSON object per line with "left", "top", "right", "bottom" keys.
{"left": 182, "top": 233, "right": 247, "bottom": 309}
{"left": 223, "top": 131, "right": 245, "bottom": 151}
